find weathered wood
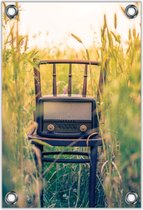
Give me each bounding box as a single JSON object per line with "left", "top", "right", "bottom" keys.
{"left": 68, "top": 64, "right": 72, "bottom": 96}
{"left": 33, "top": 59, "right": 42, "bottom": 105}
{"left": 53, "top": 63, "right": 57, "bottom": 96}
{"left": 39, "top": 59, "right": 100, "bottom": 66}
{"left": 33, "top": 59, "right": 101, "bottom": 98}
{"left": 82, "top": 64, "right": 88, "bottom": 97}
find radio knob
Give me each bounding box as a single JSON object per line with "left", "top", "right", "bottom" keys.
{"left": 47, "top": 124, "right": 55, "bottom": 131}
{"left": 80, "top": 125, "right": 87, "bottom": 132}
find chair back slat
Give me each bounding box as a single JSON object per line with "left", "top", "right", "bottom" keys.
{"left": 34, "top": 62, "right": 41, "bottom": 105}
{"left": 53, "top": 63, "right": 57, "bottom": 96}
{"left": 33, "top": 59, "right": 101, "bottom": 105}
{"left": 68, "top": 64, "right": 72, "bottom": 96}
{"left": 82, "top": 64, "right": 88, "bottom": 97}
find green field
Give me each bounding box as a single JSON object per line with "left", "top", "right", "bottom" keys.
{"left": 2, "top": 3, "right": 141, "bottom": 208}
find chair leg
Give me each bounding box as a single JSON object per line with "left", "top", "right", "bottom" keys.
{"left": 39, "top": 145, "right": 44, "bottom": 208}
{"left": 33, "top": 144, "right": 43, "bottom": 207}
{"left": 89, "top": 146, "right": 98, "bottom": 207}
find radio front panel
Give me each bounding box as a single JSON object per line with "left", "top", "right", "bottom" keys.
{"left": 36, "top": 96, "right": 98, "bottom": 138}
{"left": 43, "top": 102, "right": 92, "bottom": 120}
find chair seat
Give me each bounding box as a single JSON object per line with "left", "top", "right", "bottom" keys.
{"left": 28, "top": 126, "right": 102, "bottom": 147}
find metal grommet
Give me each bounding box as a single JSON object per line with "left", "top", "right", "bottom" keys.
{"left": 5, "top": 5, "right": 18, "bottom": 19}
{"left": 125, "top": 5, "right": 138, "bottom": 19}
{"left": 125, "top": 192, "right": 138, "bottom": 205}
{"left": 5, "top": 191, "right": 18, "bottom": 205}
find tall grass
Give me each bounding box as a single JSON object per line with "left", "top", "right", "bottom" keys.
{"left": 100, "top": 14, "right": 141, "bottom": 207}
{"left": 2, "top": 3, "right": 141, "bottom": 208}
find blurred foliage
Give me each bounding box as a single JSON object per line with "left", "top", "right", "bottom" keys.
{"left": 2, "top": 3, "right": 141, "bottom": 208}
{"left": 100, "top": 14, "right": 141, "bottom": 207}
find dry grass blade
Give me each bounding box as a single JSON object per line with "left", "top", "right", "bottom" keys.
{"left": 114, "top": 13, "right": 117, "bottom": 30}
{"left": 120, "top": 6, "right": 126, "bottom": 16}
{"left": 70, "top": 33, "right": 83, "bottom": 44}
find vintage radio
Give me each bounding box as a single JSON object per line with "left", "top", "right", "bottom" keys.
{"left": 36, "top": 96, "right": 98, "bottom": 138}
{"left": 34, "top": 60, "right": 100, "bottom": 139}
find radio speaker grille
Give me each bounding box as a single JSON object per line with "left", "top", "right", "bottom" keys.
{"left": 43, "top": 122, "right": 92, "bottom": 133}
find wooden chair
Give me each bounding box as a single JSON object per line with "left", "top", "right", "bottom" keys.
{"left": 28, "top": 59, "right": 103, "bottom": 207}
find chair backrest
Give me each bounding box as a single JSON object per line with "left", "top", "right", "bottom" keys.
{"left": 33, "top": 59, "right": 101, "bottom": 105}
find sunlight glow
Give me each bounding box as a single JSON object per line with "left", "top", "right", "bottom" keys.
{"left": 17, "top": 2, "right": 141, "bottom": 49}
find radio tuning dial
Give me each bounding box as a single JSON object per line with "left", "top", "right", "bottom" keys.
{"left": 47, "top": 124, "right": 55, "bottom": 131}
{"left": 80, "top": 124, "right": 87, "bottom": 132}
